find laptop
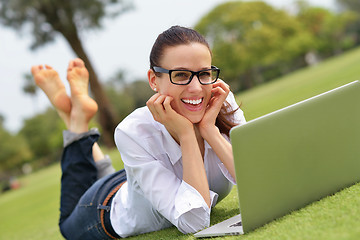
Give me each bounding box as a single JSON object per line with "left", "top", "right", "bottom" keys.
{"left": 195, "top": 80, "right": 360, "bottom": 237}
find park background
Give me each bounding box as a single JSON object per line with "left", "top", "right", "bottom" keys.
{"left": 1, "top": 0, "right": 360, "bottom": 239}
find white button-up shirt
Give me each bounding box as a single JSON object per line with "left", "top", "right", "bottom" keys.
{"left": 111, "top": 92, "right": 246, "bottom": 238}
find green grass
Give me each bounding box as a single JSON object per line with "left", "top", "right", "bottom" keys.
{"left": 0, "top": 149, "right": 123, "bottom": 240}
{"left": 1, "top": 46, "right": 360, "bottom": 239}
{"left": 0, "top": 164, "right": 61, "bottom": 240}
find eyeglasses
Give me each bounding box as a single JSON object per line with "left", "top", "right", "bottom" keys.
{"left": 153, "top": 66, "right": 220, "bottom": 85}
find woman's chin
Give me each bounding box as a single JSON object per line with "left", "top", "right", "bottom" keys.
{"left": 185, "top": 114, "right": 204, "bottom": 124}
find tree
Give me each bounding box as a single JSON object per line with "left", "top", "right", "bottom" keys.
{"left": 123, "top": 80, "right": 154, "bottom": 109}
{"left": 22, "top": 73, "right": 39, "bottom": 112}
{"left": 0, "top": 116, "right": 32, "bottom": 180}
{"left": 296, "top": 5, "right": 358, "bottom": 57}
{"left": 0, "top": 0, "right": 133, "bottom": 147}
{"left": 195, "top": 1, "right": 314, "bottom": 91}
{"left": 336, "top": 0, "right": 360, "bottom": 46}
{"left": 105, "top": 71, "right": 153, "bottom": 121}
{"left": 19, "top": 108, "right": 67, "bottom": 165}
{"left": 337, "top": 0, "right": 360, "bottom": 11}
{"left": 105, "top": 72, "right": 135, "bottom": 121}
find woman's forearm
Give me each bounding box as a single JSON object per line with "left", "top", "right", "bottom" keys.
{"left": 179, "top": 130, "right": 211, "bottom": 208}
{"left": 202, "top": 126, "right": 236, "bottom": 181}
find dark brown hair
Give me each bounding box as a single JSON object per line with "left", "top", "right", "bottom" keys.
{"left": 149, "top": 26, "right": 238, "bottom": 137}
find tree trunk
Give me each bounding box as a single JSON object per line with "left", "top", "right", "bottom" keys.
{"left": 63, "top": 33, "right": 118, "bottom": 147}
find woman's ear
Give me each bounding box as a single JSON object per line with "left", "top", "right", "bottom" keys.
{"left": 147, "top": 69, "right": 158, "bottom": 92}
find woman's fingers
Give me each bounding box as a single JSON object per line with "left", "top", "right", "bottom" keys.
{"left": 162, "top": 95, "right": 174, "bottom": 113}
{"left": 199, "top": 79, "right": 230, "bottom": 128}
{"left": 210, "top": 80, "right": 229, "bottom": 107}
{"left": 146, "top": 93, "right": 174, "bottom": 123}
{"left": 212, "top": 79, "right": 230, "bottom": 96}
{"left": 153, "top": 94, "right": 166, "bottom": 111}
{"left": 146, "top": 93, "right": 162, "bottom": 121}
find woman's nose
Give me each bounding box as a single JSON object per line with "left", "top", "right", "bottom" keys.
{"left": 187, "top": 75, "right": 203, "bottom": 92}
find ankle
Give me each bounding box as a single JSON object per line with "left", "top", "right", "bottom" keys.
{"left": 63, "top": 128, "right": 100, "bottom": 147}
{"left": 69, "top": 121, "right": 90, "bottom": 134}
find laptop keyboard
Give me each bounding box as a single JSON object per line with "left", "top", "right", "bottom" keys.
{"left": 229, "top": 221, "right": 242, "bottom": 227}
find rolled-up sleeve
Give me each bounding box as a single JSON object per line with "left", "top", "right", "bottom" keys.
{"left": 115, "top": 122, "right": 219, "bottom": 234}
{"left": 174, "top": 181, "right": 218, "bottom": 233}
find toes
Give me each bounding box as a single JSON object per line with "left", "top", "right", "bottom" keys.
{"left": 67, "top": 58, "right": 85, "bottom": 72}
{"left": 67, "top": 60, "right": 74, "bottom": 72}
{"left": 73, "top": 58, "right": 85, "bottom": 68}
{"left": 67, "top": 58, "right": 89, "bottom": 82}
{"left": 45, "top": 64, "right": 53, "bottom": 70}
{"left": 31, "top": 65, "right": 43, "bottom": 76}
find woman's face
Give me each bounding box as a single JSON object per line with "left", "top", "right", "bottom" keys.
{"left": 152, "top": 43, "right": 213, "bottom": 124}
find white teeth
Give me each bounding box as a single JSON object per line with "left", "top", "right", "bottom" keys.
{"left": 182, "top": 98, "right": 203, "bottom": 105}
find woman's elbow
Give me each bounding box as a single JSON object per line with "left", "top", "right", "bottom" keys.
{"left": 176, "top": 208, "right": 210, "bottom": 234}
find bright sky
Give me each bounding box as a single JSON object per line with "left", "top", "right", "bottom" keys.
{"left": 0, "top": 0, "right": 336, "bottom": 133}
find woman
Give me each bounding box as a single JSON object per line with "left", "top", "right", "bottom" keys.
{"left": 31, "top": 25, "right": 246, "bottom": 239}
{"left": 113, "top": 26, "right": 245, "bottom": 237}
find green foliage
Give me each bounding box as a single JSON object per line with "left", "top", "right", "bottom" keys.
{"left": 106, "top": 86, "right": 135, "bottom": 121}
{"left": 105, "top": 73, "right": 154, "bottom": 121}
{"left": 123, "top": 80, "right": 154, "bottom": 108}
{"left": 19, "top": 108, "right": 65, "bottom": 166}
{"left": 195, "top": 1, "right": 360, "bottom": 92}
{"left": 336, "top": 0, "right": 360, "bottom": 46}
{"left": 195, "top": 1, "right": 314, "bottom": 91}
{"left": 337, "top": 0, "right": 360, "bottom": 12}
{"left": 296, "top": 6, "right": 359, "bottom": 56}
{"left": 0, "top": 0, "right": 133, "bottom": 49}
{"left": 0, "top": 120, "right": 32, "bottom": 178}
{"left": 22, "top": 73, "right": 37, "bottom": 96}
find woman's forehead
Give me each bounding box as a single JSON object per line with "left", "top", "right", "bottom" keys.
{"left": 160, "top": 43, "right": 212, "bottom": 69}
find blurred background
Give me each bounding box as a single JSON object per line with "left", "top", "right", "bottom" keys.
{"left": 1, "top": 0, "right": 359, "bottom": 190}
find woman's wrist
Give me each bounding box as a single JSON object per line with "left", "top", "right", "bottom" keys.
{"left": 178, "top": 126, "right": 197, "bottom": 144}
{"left": 199, "top": 124, "right": 220, "bottom": 142}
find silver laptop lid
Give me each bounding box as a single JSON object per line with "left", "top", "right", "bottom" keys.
{"left": 230, "top": 81, "right": 360, "bottom": 233}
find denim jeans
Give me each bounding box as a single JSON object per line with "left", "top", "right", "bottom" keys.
{"left": 59, "top": 132, "right": 126, "bottom": 240}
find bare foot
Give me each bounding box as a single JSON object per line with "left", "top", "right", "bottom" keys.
{"left": 66, "top": 58, "right": 98, "bottom": 133}
{"left": 31, "top": 64, "right": 71, "bottom": 127}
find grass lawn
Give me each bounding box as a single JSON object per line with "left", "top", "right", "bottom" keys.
{"left": 1, "top": 47, "right": 360, "bottom": 239}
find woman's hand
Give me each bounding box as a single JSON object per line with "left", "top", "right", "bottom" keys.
{"left": 146, "top": 93, "right": 193, "bottom": 143}
{"left": 198, "top": 79, "right": 230, "bottom": 139}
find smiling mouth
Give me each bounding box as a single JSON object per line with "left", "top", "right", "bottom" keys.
{"left": 181, "top": 98, "right": 203, "bottom": 105}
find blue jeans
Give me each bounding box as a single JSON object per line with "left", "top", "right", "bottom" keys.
{"left": 59, "top": 132, "right": 126, "bottom": 240}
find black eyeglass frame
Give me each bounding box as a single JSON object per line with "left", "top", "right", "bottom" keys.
{"left": 153, "top": 66, "right": 220, "bottom": 85}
